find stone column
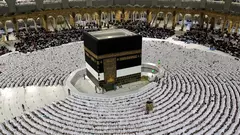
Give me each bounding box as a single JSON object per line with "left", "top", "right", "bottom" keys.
{"left": 12, "top": 18, "right": 18, "bottom": 34}
{"left": 199, "top": 12, "right": 204, "bottom": 29}
{"left": 228, "top": 21, "right": 233, "bottom": 33}
{"left": 4, "top": 22, "right": 8, "bottom": 36}
{"left": 124, "top": 11, "right": 129, "bottom": 21}
{"left": 222, "top": 18, "right": 227, "bottom": 32}
{"left": 69, "top": 12, "right": 76, "bottom": 28}
{"left": 23, "top": 19, "right": 28, "bottom": 32}
{"left": 181, "top": 14, "right": 185, "bottom": 31}
{"left": 147, "top": 11, "right": 152, "bottom": 24}
{"left": 206, "top": 17, "right": 210, "bottom": 30}
{"left": 98, "top": 10, "right": 102, "bottom": 28}
{"left": 42, "top": 15, "right": 48, "bottom": 31}
{"left": 209, "top": 17, "right": 215, "bottom": 30}
{"left": 172, "top": 11, "right": 176, "bottom": 30}
{"left": 164, "top": 14, "right": 168, "bottom": 29}
{"left": 235, "top": 22, "right": 239, "bottom": 34}
{"left": 34, "top": 20, "right": 37, "bottom": 31}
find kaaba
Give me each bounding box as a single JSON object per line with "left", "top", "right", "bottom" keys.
{"left": 83, "top": 29, "right": 142, "bottom": 91}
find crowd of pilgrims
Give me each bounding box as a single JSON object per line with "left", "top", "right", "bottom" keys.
{"left": 14, "top": 25, "right": 99, "bottom": 53}
{"left": 112, "top": 20, "right": 175, "bottom": 39}
{"left": 0, "top": 21, "right": 240, "bottom": 58}
{"left": 0, "top": 40, "right": 240, "bottom": 134}
{"left": 0, "top": 46, "right": 10, "bottom": 56}
{"left": 177, "top": 26, "right": 240, "bottom": 58}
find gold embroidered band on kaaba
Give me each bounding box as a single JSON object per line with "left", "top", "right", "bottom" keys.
{"left": 84, "top": 47, "right": 142, "bottom": 60}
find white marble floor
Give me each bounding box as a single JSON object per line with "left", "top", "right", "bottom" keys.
{"left": 74, "top": 76, "right": 149, "bottom": 97}
{"left": 0, "top": 86, "right": 67, "bottom": 123}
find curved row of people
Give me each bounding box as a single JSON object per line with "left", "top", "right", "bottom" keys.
{"left": 114, "top": 21, "right": 175, "bottom": 39}
{"left": 0, "top": 39, "right": 240, "bottom": 134}
{"left": 14, "top": 27, "right": 99, "bottom": 53}
{"left": 177, "top": 26, "right": 240, "bottom": 58}
{"left": 0, "top": 42, "right": 85, "bottom": 89}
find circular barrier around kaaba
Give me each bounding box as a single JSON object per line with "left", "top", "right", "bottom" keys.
{"left": 65, "top": 63, "right": 165, "bottom": 96}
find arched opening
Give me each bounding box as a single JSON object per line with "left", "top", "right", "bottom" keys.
{"left": 116, "top": 10, "right": 122, "bottom": 22}
{"left": 56, "top": 15, "right": 66, "bottom": 30}
{"left": 184, "top": 14, "right": 192, "bottom": 31}
{"left": 156, "top": 12, "right": 164, "bottom": 28}
{"left": 110, "top": 11, "right": 115, "bottom": 23}
{"left": 83, "top": 13, "right": 91, "bottom": 22}
{"left": 101, "top": 12, "right": 108, "bottom": 27}
{"left": 5, "top": 20, "right": 15, "bottom": 41}
{"left": 193, "top": 14, "right": 200, "bottom": 26}
{"left": 27, "top": 18, "right": 36, "bottom": 31}
{"left": 226, "top": 20, "right": 233, "bottom": 33}
{"left": 165, "top": 12, "right": 173, "bottom": 29}
{"left": 175, "top": 13, "right": 183, "bottom": 31}
{"left": 203, "top": 15, "right": 209, "bottom": 29}
{"left": 47, "top": 16, "right": 56, "bottom": 31}
{"left": 17, "top": 19, "right": 27, "bottom": 32}
{"left": 128, "top": 12, "right": 133, "bottom": 22}
{"left": 75, "top": 13, "right": 83, "bottom": 28}
{"left": 215, "top": 17, "right": 223, "bottom": 30}
{"left": 36, "top": 17, "right": 42, "bottom": 30}
{"left": 123, "top": 11, "right": 129, "bottom": 22}
{"left": 92, "top": 12, "right": 99, "bottom": 26}
{"left": 132, "top": 11, "right": 139, "bottom": 21}
{"left": 140, "top": 11, "right": 147, "bottom": 21}
{"left": 234, "top": 22, "right": 240, "bottom": 34}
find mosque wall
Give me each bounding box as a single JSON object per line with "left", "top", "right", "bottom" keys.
{"left": 44, "top": 3, "right": 62, "bottom": 9}
{"left": 181, "top": 1, "right": 201, "bottom": 9}
{"left": 2, "top": 0, "right": 240, "bottom": 14}
{"left": 205, "top": 2, "right": 224, "bottom": 12}
{"left": 135, "top": 0, "right": 152, "bottom": 6}
{"left": 68, "top": 1, "right": 86, "bottom": 8}
{"left": 16, "top": 5, "right": 36, "bottom": 13}
{"left": 230, "top": 4, "right": 240, "bottom": 13}
{"left": 157, "top": 1, "right": 175, "bottom": 7}
{"left": 92, "top": 0, "right": 108, "bottom": 7}
{"left": 114, "top": 0, "right": 131, "bottom": 5}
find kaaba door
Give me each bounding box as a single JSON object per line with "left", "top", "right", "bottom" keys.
{"left": 103, "top": 58, "right": 116, "bottom": 88}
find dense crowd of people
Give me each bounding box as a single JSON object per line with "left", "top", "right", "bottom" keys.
{"left": 0, "top": 46, "right": 10, "bottom": 56}
{"left": 0, "top": 39, "right": 240, "bottom": 134}
{"left": 113, "top": 20, "right": 175, "bottom": 39}
{"left": 0, "top": 20, "right": 240, "bottom": 59}
{"left": 14, "top": 27, "right": 99, "bottom": 53}
{"left": 177, "top": 26, "right": 240, "bottom": 58}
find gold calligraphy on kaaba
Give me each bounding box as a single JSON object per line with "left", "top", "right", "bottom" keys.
{"left": 84, "top": 46, "right": 141, "bottom": 60}
{"left": 86, "top": 52, "right": 97, "bottom": 63}
{"left": 103, "top": 58, "right": 116, "bottom": 84}
{"left": 119, "top": 55, "right": 138, "bottom": 61}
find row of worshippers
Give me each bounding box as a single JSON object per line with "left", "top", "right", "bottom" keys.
{"left": 14, "top": 27, "right": 99, "bottom": 53}
{"left": 177, "top": 26, "right": 240, "bottom": 58}
{"left": 113, "top": 20, "right": 175, "bottom": 39}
